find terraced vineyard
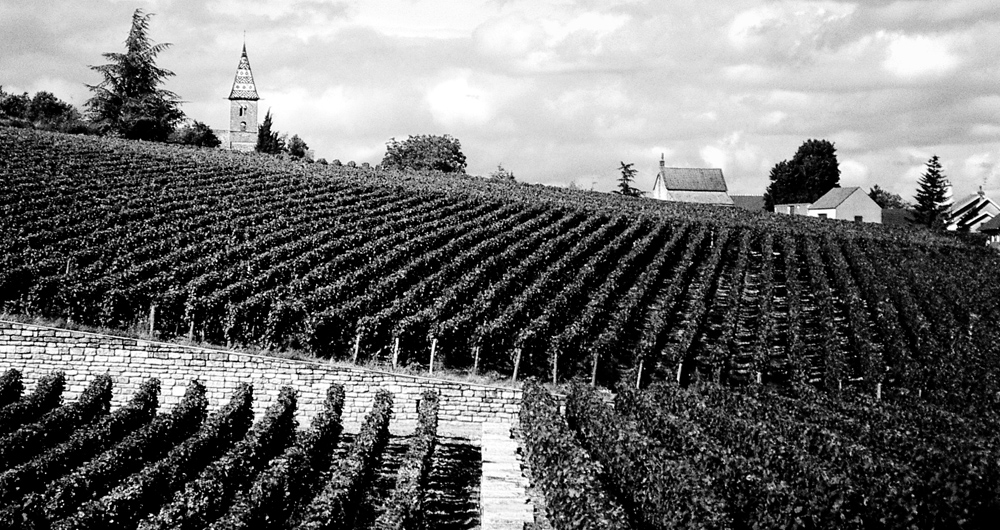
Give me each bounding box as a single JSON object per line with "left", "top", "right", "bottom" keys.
{"left": 4, "top": 127, "right": 1000, "bottom": 407}
{"left": 5, "top": 126, "right": 1000, "bottom": 527}
{"left": 0, "top": 368, "right": 454, "bottom": 530}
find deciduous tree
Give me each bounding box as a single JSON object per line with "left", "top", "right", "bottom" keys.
{"left": 169, "top": 120, "right": 221, "bottom": 147}
{"left": 85, "top": 9, "right": 184, "bottom": 141}
{"left": 381, "top": 135, "right": 467, "bottom": 173}
{"left": 869, "top": 184, "right": 910, "bottom": 209}
{"left": 764, "top": 139, "right": 840, "bottom": 210}
{"left": 286, "top": 134, "right": 309, "bottom": 159}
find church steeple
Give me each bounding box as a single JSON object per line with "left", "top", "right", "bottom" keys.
{"left": 229, "top": 44, "right": 259, "bottom": 101}
{"left": 225, "top": 42, "right": 260, "bottom": 152}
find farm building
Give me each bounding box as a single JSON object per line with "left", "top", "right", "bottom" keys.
{"left": 731, "top": 195, "right": 766, "bottom": 212}
{"left": 882, "top": 207, "right": 916, "bottom": 227}
{"left": 944, "top": 189, "right": 1000, "bottom": 232}
{"left": 651, "top": 156, "right": 733, "bottom": 206}
{"left": 774, "top": 203, "right": 812, "bottom": 216}
{"left": 807, "top": 187, "right": 882, "bottom": 223}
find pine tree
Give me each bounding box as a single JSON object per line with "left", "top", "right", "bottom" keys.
{"left": 912, "top": 155, "right": 952, "bottom": 228}
{"left": 85, "top": 9, "right": 183, "bottom": 141}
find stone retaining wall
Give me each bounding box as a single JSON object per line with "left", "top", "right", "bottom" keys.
{"left": 0, "top": 321, "right": 521, "bottom": 425}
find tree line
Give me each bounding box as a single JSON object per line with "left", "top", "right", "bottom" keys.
{"left": 761, "top": 139, "right": 955, "bottom": 229}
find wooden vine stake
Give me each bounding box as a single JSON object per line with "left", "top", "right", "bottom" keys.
{"left": 188, "top": 321, "right": 195, "bottom": 342}
{"left": 876, "top": 383, "right": 882, "bottom": 401}
{"left": 472, "top": 346, "right": 480, "bottom": 375}
{"left": 552, "top": 350, "right": 558, "bottom": 386}
{"left": 635, "top": 358, "right": 644, "bottom": 389}
{"left": 755, "top": 371, "right": 762, "bottom": 384}
{"left": 675, "top": 361, "right": 683, "bottom": 384}
{"left": 590, "top": 351, "right": 599, "bottom": 386}
{"left": 429, "top": 338, "right": 438, "bottom": 375}
{"left": 352, "top": 332, "right": 361, "bottom": 364}
{"left": 511, "top": 347, "right": 522, "bottom": 383}
{"left": 148, "top": 305, "right": 157, "bottom": 336}
{"left": 392, "top": 338, "right": 400, "bottom": 369}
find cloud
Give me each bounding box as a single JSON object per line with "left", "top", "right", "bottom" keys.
{"left": 3, "top": 0, "right": 1000, "bottom": 200}
{"left": 839, "top": 159, "right": 870, "bottom": 187}
{"left": 427, "top": 74, "right": 495, "bottom": 128}
{"left": 882, "top": 32, "right": 961, "bottom": 78}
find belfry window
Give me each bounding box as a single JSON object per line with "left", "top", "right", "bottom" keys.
{"left": 240, "top": 121, "right": 247, "bottom": 131}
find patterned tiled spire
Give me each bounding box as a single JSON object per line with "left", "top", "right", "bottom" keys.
{"left": 228, "top": 44, "right": 259, "bottom": 101}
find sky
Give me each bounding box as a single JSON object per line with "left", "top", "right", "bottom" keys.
{"left": 2, "top": 0, "right": 1000, "bottom": 199}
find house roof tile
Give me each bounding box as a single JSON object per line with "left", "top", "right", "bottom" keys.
{"left": 809, "top": 187, "right": 863, "bottom": 210}
{"left": 657, "top": 167, "right": 728, "bottom": 192}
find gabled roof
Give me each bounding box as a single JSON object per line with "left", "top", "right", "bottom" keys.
{"left": 809, "top": 187, "right": 864, "bottom": 210}
{"left": 229, "top": 44, "right": 260, "bottom": 101}
{"left": 946, "top": 190, "right": 1000, "bottom": 232}
{"left": 731, "top": 195, "right": 765, "bottom": 211}
{"left": 979, "top": 215, "right": 1000, "bottom": 232}
{"left": 656, "top": 167, "right": 728, "bottom": 192}
{"left": 948, "top": 191, "right": 999, "bottom": 220}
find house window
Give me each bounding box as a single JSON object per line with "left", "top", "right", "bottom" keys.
{"left": 854, "top": 215, "right": 863, "bottom": 222}
{"left": 818, "top": 213, "right": 828, "bottom": 219}
{"left": 240, "top": 121, "right": 247, "bottom": 131}
{"left": 239, "top": 105, "right": 246, "bottom": 117}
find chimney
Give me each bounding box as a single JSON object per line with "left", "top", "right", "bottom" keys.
{"left": 660, "top": 153, "right": 665, "bottom": 169}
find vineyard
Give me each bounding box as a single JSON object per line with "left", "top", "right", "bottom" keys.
{"left": 4, "top": 126, "right": 1000, "bottom": 527}
{"left": 4, "top": 127, "right": 1000, "bottom": 404}
{"left": 522, "top": 380, "right": 1000, "bottom": 529}
{"left": 0, "top": 368, "right": 454, "bottom": 530}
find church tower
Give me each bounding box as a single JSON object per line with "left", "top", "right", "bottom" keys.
{"left": 226, "top": 44, "right": 260, "bottom": 151}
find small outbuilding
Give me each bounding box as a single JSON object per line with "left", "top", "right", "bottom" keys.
{"left": 651, "top": 156, "right": 733, "bottom": 206}
{"left": 807, "top": 187, "right": 882, "bottom": 224}
{"left": 731, "top": 195, "right": 766, "bottom": 212}
{"left": 774, "top": 203, "right": 812, "bottom": 216}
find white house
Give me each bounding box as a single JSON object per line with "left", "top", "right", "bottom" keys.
{"left": 651, "top": 156, "right": 733, "bottom": 206}
{"left": 945, "top": 189, "right": 999, "bottom": 232}
{"left": 807, "top": 187, "right": 882, "bottom": 223}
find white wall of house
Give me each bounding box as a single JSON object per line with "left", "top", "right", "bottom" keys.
{"left": 807, "top": 191, "right": 882, "bottom": 223}
{"left": 775, "top": 203, "right": 811, "bottom": 215}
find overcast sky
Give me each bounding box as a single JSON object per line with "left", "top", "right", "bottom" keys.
{"left": 2, "top": 0, "right": 1000, "bottom": 199}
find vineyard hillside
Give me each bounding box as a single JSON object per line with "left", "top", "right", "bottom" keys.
{"left": 3, "top": 127, "right": 1000, "bottom": 407}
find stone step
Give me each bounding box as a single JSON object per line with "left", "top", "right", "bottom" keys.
{"left": 480, "top": 421, "right": 533, "bottom": 530}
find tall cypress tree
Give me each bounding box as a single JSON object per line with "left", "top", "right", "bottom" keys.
{"left": 85, "top": 9, "right": 183, "bottom": 141}
{"left": 255, "top": 110, "right": 283, "bottom": 154}
{"left": 912, "top": 155, "right": 952, "bottom": 228}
